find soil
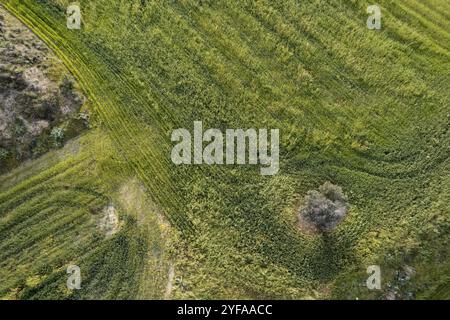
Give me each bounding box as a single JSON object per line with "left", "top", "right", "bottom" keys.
{"left": 99, "top": 204, "right": 120, "bottom": 236}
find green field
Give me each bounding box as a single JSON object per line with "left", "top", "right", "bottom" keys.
{"left": 0, "top": 0, "right": 449, "bottom": 299}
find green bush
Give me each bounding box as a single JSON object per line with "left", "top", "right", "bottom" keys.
{"left": 0, "top": 148, "right": 8, "bottom": 161}
{"left": 50, "top": 127, "right": 65, "bottom": 147}
{"left": 13, "top": 119, "right": 26, "bottom": 136}
{"left": 59, "top": 75, "right": 74, "bottom": 95}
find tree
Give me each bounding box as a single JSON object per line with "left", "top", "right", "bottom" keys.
{"left": 299, "top": 182, "right": 349, "bottom": 232}
{"left": 0, "top": 147, "right": 8, "bottom": 161}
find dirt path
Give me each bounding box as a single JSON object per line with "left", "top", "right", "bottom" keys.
{"left": 164, "top": 264, "right": 175, "bottom": 300}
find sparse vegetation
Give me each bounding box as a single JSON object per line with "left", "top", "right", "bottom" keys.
{"left": 0, "top": 6, "right": 85, "bottom": 171}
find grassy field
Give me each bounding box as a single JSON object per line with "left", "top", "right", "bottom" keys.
{"left": 0, "top": 0, "right": 449, "bottom": 299}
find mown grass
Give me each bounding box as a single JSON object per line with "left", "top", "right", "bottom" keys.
{"left": 0, "top": 131, "right": 174, "bottom": 299}
{"left": 0, "top": 0, "right": 449, "bottom": 299}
